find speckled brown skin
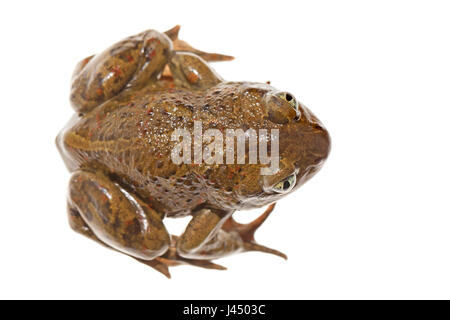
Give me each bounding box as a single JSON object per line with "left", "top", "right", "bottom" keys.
{"left": 56, "top": 26, "right": 331, "bottom": 277}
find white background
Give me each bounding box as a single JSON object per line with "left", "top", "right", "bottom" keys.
{"left": 1, "top": 0, "right": 449, "bottom": 299}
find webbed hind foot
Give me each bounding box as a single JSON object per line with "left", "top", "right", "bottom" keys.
{"left": 165, "top": 25, "right": 234, "bottom": 62}
{"left": 136, "top": 236, "right": 226, "bottom": 278}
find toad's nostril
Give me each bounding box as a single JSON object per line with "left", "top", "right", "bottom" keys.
{"left": 313, "top": 123, "right": 325, "bottom": 131}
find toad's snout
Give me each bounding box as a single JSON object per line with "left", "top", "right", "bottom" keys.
{"left": 310, "top": 127, "right": 331, "bottom": 164}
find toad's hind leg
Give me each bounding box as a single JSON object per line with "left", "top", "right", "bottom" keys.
{"left": 138, "top": 235, "right": 227, "bottom": 275}
{"left": 68, "top": 170, "right": 171, "bottom": 262}
{"left": 70, "top": 29, "right": 172, "bottom": 114}
{"left": 161, "top": 25, "right": 234, "bottom": 87}
{"left": 68, "top": 204, "right": 225, "bottom": 278}
{"left": 67, "top": 170, "right": 224, "bottom": 278}
{"left": 164, "top": 25, "right": 234, "bottom": 62}
{"left": 67, "top": 204, "right": 173, "bottom": 278}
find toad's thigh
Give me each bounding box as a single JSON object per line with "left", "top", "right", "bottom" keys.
{"left": 68, "top": 170, "right": 170, "bottom": 260}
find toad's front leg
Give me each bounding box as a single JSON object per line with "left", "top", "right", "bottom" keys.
{"left": 176, "top": 204, "right": 286, "bottom": 260}
{"left": 68, "top": 170, "right": 170, "bottom": 261}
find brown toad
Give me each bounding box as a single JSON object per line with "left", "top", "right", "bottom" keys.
{"left": 56, "top": 26, "right": 330, "bottom": 277}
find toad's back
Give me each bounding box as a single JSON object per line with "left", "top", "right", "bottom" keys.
{"left": 57, "top": 27, "right": 331, "bottom": 276}
{"left": 58, "top": 81, "right": 276, "bottom": 216}
{"left": 59, "top": 85, "right": 200, "bottom": 216}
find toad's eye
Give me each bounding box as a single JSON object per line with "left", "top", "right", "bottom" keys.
{"left": 277, "top": 92, "right": 300, "bottom": 119}
{"left": 272, "top": 173, "right": 296, "bottom": 193}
